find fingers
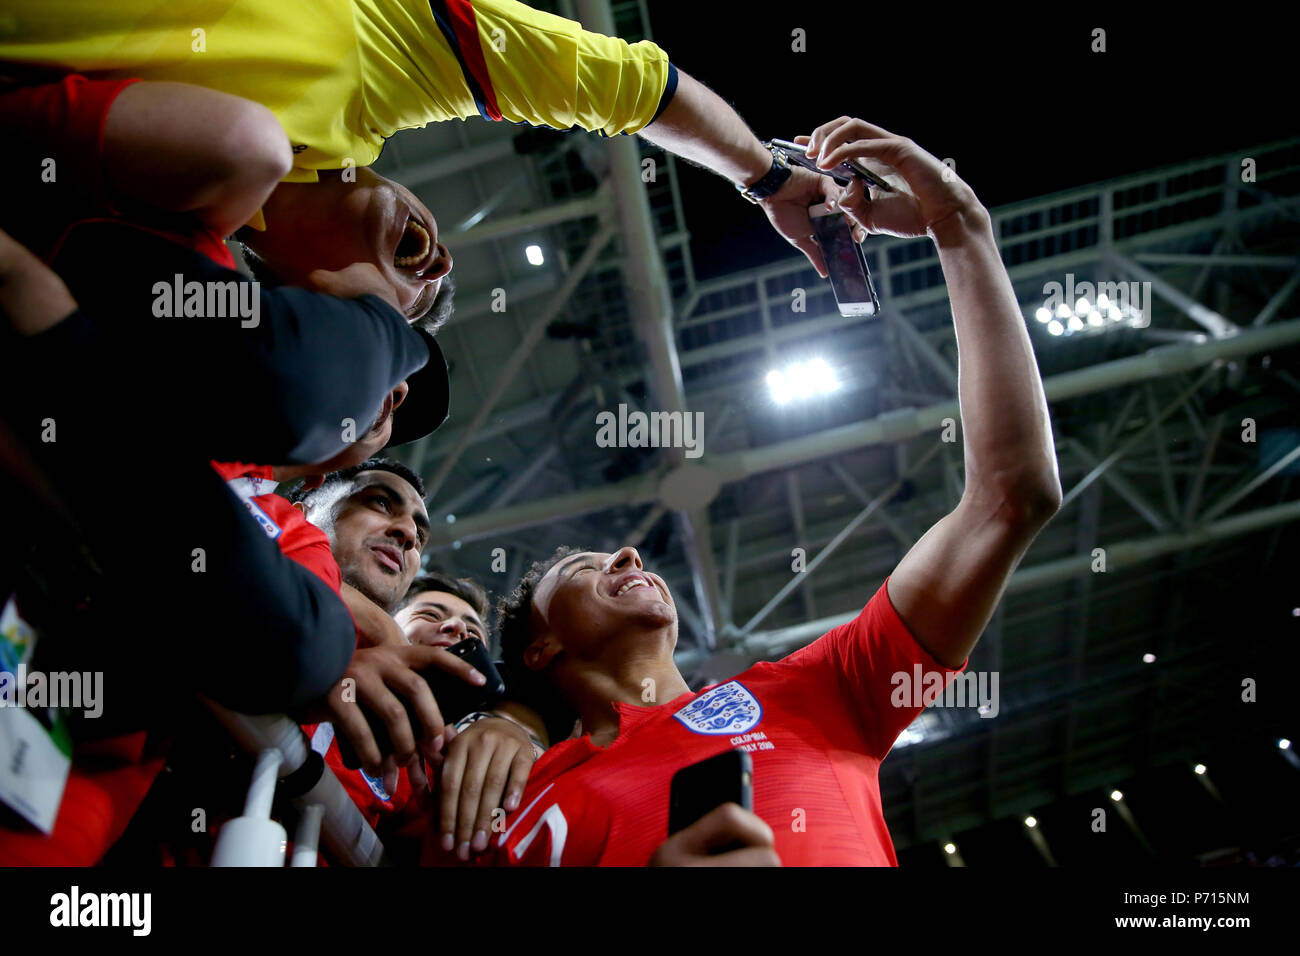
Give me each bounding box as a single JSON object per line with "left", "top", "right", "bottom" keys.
{"left": 453, "top": 737, "right": 495, "bottom": 860}
{"left": 819, "top": 140, "right": 911, "bottom": 184}
{"left": 470, "top": 744, "right": 517, "bottom": 854}
{"left": 681, "top": 802, "right": 775, "bottom": 856}
{"left": 410, "top": 644, "right": 487, "bottom": 688}
{"left": 806, "top": 116, "right": 892, "bottom": 163}
{"left": 405, "top": 754, "right": 430, "bottom": 802}
{"left": 328, "top": 685, "right": 384, "bottom": 776}
{"left": 703, "top": 847, "right": 782, "bottom": 867}
{"left": 804, "top": 116, "right": 859, "bottom": 160}
{"left": 384, "top": 655, "right": 446, "bottom": 761}
{"left": 437, "top": 737, "right": 469, "bottom": 854}
{"left": 365, "top": 680, "right": 421, "bottom": 772}
{"left": 503, "top": 746, "right": 534, "bottom": 814}
{"left": 790, "top": 233, "right": 828, "bottom": 279}
{"left": 649, "top": 803, "right": 780, "bottom": 866}
{"left": 837, "top": 177, "right": 872, "bottom": 228}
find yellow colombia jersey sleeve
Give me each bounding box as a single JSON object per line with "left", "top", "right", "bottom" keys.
{"left": 354, "top": 0, "right": 672, "bottom": 138}
{"left": 0, "top": 0, "right": 672, "bottom": 175}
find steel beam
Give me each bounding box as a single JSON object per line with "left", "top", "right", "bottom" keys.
{"left": 577, "top": 0, "right": 722, "bottom": 648}
{"left": 887, "top": 313, "right": 959, "bottom": 393}
{"left": 1132, "top": 253, "right": 1300, "bottom": 268}
{"left": 1253, "top": 270, "right": 1300, "bottom": 327}
{"left": 1200, "top": 443, "right": 1300, "bottom": 523}
{"left": 785, "top": 472, "right": 817, "bottom": 620}
{"left": 427, "top": 319, "right": 1300, "bottom": 545}
{"left": 1106, "top": 252, "right": 1239, "bottom": 338}
{"left": 389, "top": 138, "right": 516, "bottom": 189}
{"left": 448, "top": 191, "right": 610, "bottom": 247}
{"left": 705, "top": 498, "right": 1300, "bottom": 666}
{"left": 1066, "top": 438, "right": 1171, "bottom": 533}
{"left": 488, "top": 445, "right": 560, "bottom": 509}
{"left": 423, "top": 222, "right": 618, "bottom": 499}
{"left": 735, "top": 444, "right": 943, "bottom": 637}
{"left": 1058, "top": 368, "right": 1217, "bottom": 511}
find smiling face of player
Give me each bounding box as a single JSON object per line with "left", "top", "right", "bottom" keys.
{"left": 324, "top": 470, "right": 430, "bottom": 612}
{"left": 248, "top": 167, "right": 452, "bottom": 322}
{"left": 396, "top": 590, "right": 487, "bottom": 649}
{"left": 529, "top": 547, "right": 678, "bottom": 669}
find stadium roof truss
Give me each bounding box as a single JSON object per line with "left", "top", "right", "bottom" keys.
{"left": 375, "top": 0, "right": 1299, "bottom": 844}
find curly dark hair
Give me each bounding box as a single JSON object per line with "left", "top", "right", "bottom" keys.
{"left": 496, "top": 545, "right": 590, "bottom": 745}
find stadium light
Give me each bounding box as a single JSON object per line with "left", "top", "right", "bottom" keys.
{"left": 766, "top": 358, "right": 840, "bottom": 405}
{"left": 1024, "top": 816, "right": 1038, "bottom": 828}
{"left": 943, "top": 842, "right": 957, "bottom": 855}
{"left": 1032, "top": 281, "right": 1147, "bottom": 338}
{"left": 1142, "top": 653, "right": 1156, "bottom": 663}
{"left": 1280, "top": 738, "right": 1293, "bottom": 751}
{"left": 525, "top": 243, "right": 545, "bottom": 266}
{"left": 1110, "top": 790, "right": 1124, "bottom": 802}
{"left": 1194, "top": 763, "right": 1207, "bottom": 775}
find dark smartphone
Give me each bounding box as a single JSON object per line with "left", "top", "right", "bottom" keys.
{"left": 809, "top": 202, "right": 881, "bottom": 317}
{"left": 336, "top": 638, "right": 506, "bottom": 770}
{"left": 668, "top": 749, "right": 754, "bottom": 847}
{"left": 768, "top": 137, "right": 895, "bottom": 192}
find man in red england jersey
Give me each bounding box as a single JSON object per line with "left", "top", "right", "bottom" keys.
{"left": 475, "top": 119, "right": 1063, "bottom": 866}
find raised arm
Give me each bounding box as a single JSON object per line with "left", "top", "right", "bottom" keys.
{"left": 639, "top": 68, "right": 830, "bottom": 276}
{"left": 430, "top": 4, "right": 830, "bottom": 274}
{"left": 103, "top": 81, "right": 292, "bottom": 237}
{"left": 805, "top": 118, "right": 1062, "bottom": 669}
{"left": 0, "top": 76, "right": 289, "bottom": 242}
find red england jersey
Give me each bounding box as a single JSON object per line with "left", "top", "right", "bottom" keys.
{"left": 207, "top": 462, "right": 427, "bottom": 837}
{"left": 478, "top": 578, "right": 966, "bottom": 867}
{"left": 0, "top": 74, "right": 236, "bottom": 269}
{"left": 209, "top": 461, "right": 341, "bottom": 592}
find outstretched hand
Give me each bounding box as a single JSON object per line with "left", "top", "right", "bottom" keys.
{"left": 797, "top": 117, "right": 983, "bottom": 244}
{"left": 757, "top": 164, "right": 833, "bottom": 277}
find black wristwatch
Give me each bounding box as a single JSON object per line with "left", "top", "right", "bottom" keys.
{"left": 736, "top": 143, "right": 792, "bottom": 204}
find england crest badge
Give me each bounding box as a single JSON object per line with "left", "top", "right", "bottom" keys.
{"left": 672, "top": 680, "right": 763, "bottom": 736}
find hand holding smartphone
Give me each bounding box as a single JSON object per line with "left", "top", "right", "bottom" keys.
{"left": 768, "top": 138, "right": 895, "bottom": 193}
{"left": 809, "top": 202, "right": 880, "bottom": 317}
{"left": 335, "top": 638, "right": 506, "bottom": 770}
{"left": 652, "top": 749, "right": 779, "bottom": 864}
{"left": 668, "top": 749, "right": 754, "bottom": 840}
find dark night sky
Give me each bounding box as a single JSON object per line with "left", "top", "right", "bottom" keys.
{"left": 646, "top": 5, "right": 1294, "bottom": 278}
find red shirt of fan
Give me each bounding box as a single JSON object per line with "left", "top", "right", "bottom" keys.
{"left": 478, "top": 579, "right": 966, "bottom": 867}
{"left": 208, "top": 461, "right": 341, "bottom": 592}
{"left": 207, "top": 462, "right": 425, "bottom": 831}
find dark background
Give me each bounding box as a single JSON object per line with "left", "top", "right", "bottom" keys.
{"left": 649, "top": 5, "right": 1293, "bottom": 277}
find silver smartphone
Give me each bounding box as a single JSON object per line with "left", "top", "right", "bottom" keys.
{"left": 809, "top": 202, "right": 880, "bottom": 317}
{"left": 768, "top": 137, "right": 895, "bottom": 193}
